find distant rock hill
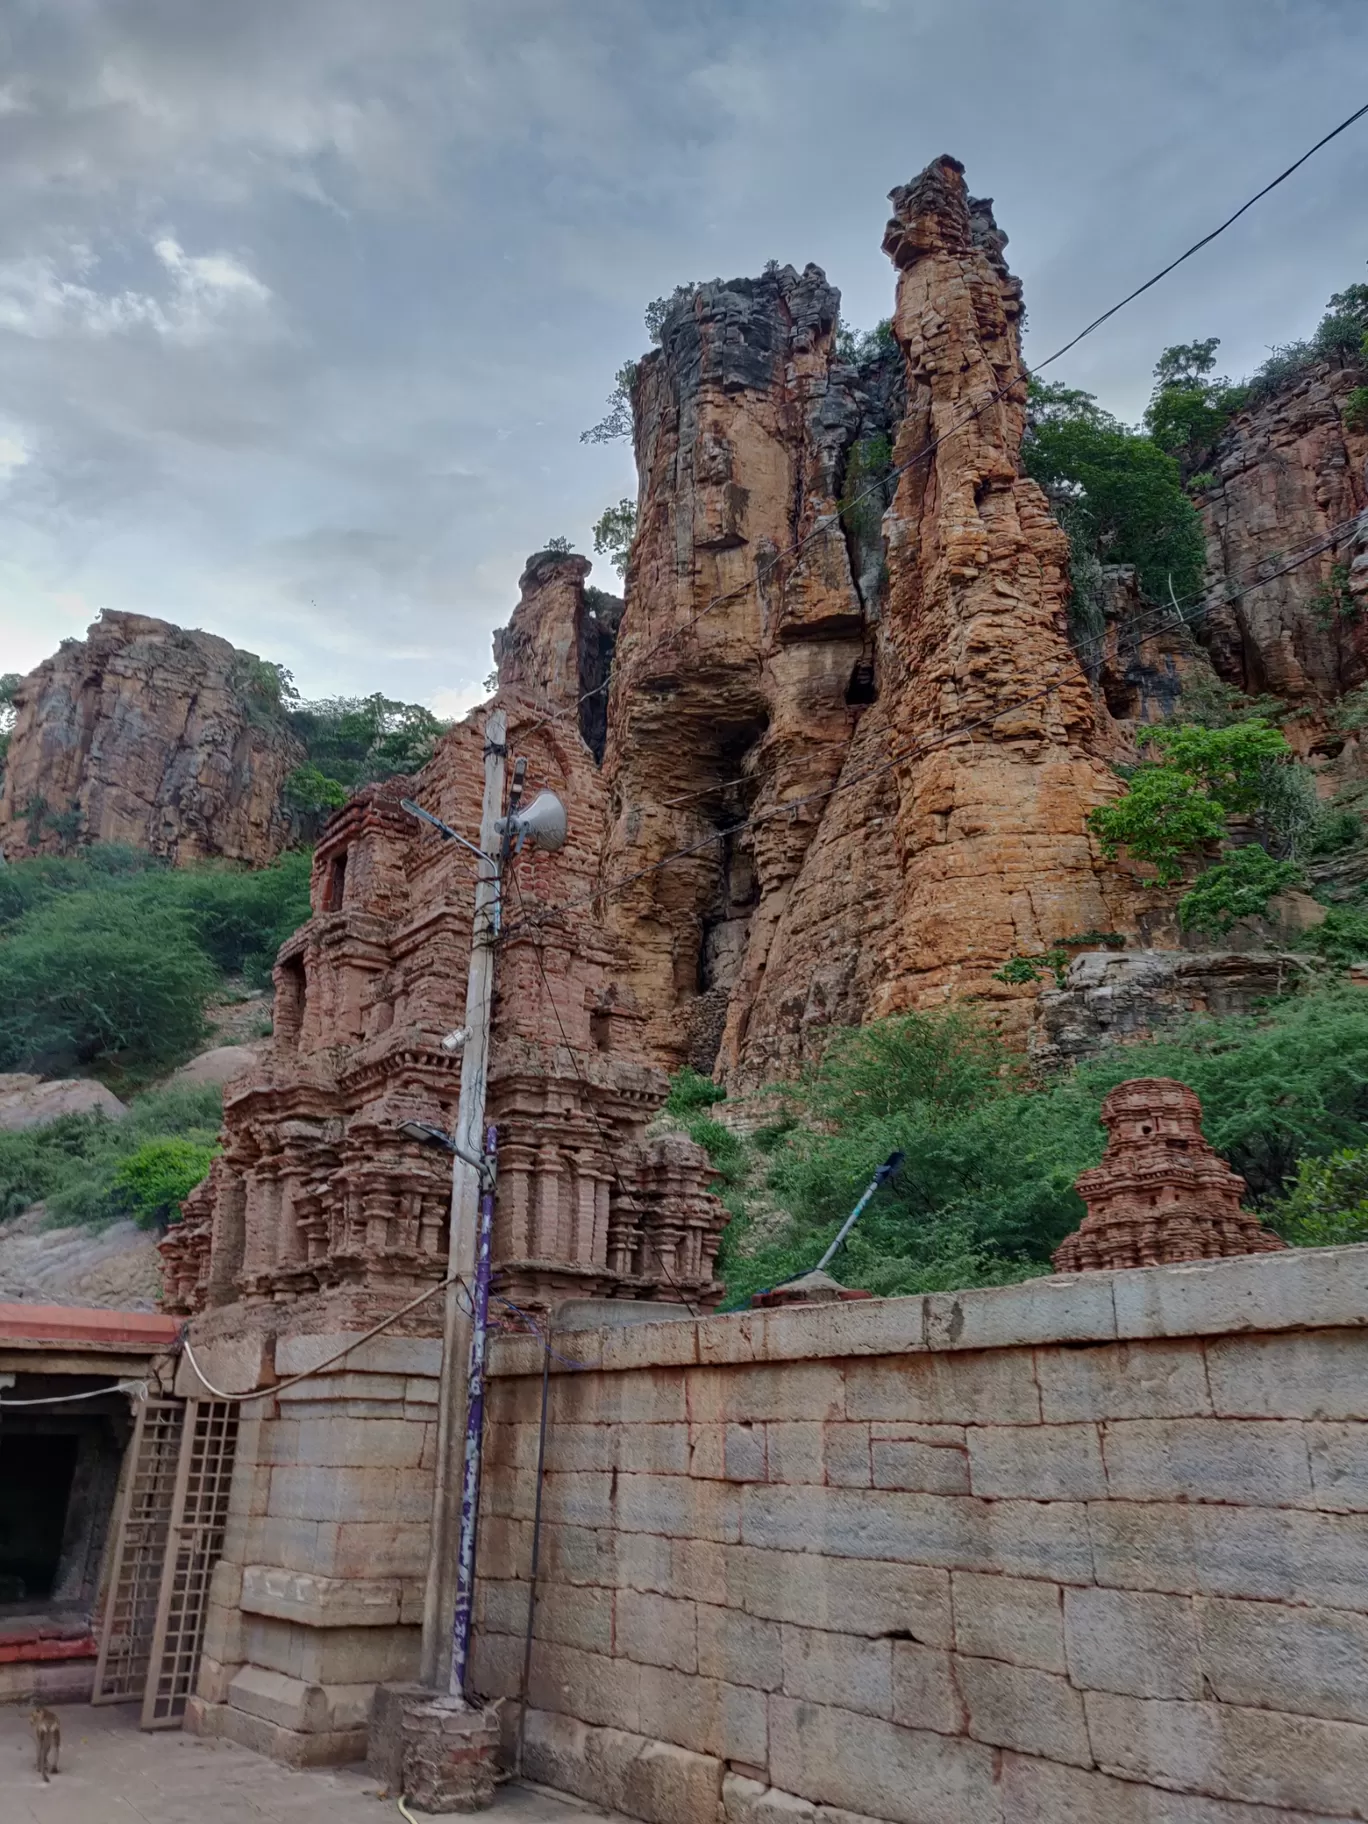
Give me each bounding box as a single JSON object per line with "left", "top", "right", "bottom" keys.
{"left": 0, "top": 611, "right": 303, "bottom": 865}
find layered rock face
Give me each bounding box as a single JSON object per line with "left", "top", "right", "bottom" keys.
{"left": 1198, "top": 359, "right": 1368, "bottom": 707}
{"left": 0, "top": 612, "right": 302, "bottom": 864}
{"left": 600, "top": 158, "right": 1141, "bottom": 1085}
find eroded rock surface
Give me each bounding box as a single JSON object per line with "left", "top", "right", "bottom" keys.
{"left": 0, "top": 612, "right": 303, "bottom": 864}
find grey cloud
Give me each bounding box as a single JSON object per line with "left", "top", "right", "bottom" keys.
{"left": 2, "top": 0, "right": 1367, "bottom": 700}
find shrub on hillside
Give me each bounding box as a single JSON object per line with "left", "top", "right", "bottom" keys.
{"left": 716, "top": 989, "right": 1368, "bottom": 1305}
{"left": 0, "top": 1084, "right": 222, "bottom": 1225}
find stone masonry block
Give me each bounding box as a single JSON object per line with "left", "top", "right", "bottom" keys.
{"left": 1196, "top": 1594, "right": 1368, "bottom": 1726}
{"left": 781, "top": 1625, "right": 891, "bottom": 1719}
{"left": 276, "top": 1332, "right": 442, "bottom": 1378}
{"left": 870, "top": 1426, "right": 969, "bottom": 1495}
{"left": 528, "top": 1642, "right": 641, "bottom": 1732}
{"left": 823, "top": 1423, "right": 871, "bottom": 1488}
{"left": 617, "top": 1588, "right": 697, "bottom": 1672}
{"left": 725, "top": 1423, "right": 769, "bottom": 1482}
{"left": 619, "top": 1423, "right": 691, "bottom": 1476}
{"left": 541, "top": 1523, "right": 618, "bottom": 1588}
{"left": 1112, "top": 1243, "right": 1368, "bottom": 1344}
{"left": 1036, "top": 1339, "right": 1212, "bottom": 1423}
{"left": 1085, "top": 1688, "right": 1368, "bottom": 1816}
{"left": 889, "top": 1643, "right": 961, "bottom": 1736}
{"left": 1205, "top": 1328, "right": 1368, "bottom": 1420}
{"left": 621, "top": 1736, "right": 728, "bottom": 1824}
{"left": 669, "top": 1538, "right": 729, "bottom": 1606}
{"left": 1099, "top": 1418, "right": 1313, "bottom": 1507}
{"left": 697, "top": 1602, "right": 782, "bottom": 1691}
{"left": 722, "top": 1772, "right": 816, "bottom": 1824}
{"left": 1063, "top": 1586, "right": 1201, "bottom": 1699}
{"left": 270, "top": 1415, "right": 429, "bottom": 1471}
{"left": 725, "top": 1548, "right": 952, "bottom": 1647}
{"left": 955, "top": 1654, "right": 1092, "bottom": 1766}
{"left": 240, "top": 1565, "right": 400, "bottom": 1628}
{"left": 760, "top": 1295, "right": 927, "bottom": 1364}
{"left": 687, "top": 1362, "right": 846, "bottom": 1426}
{"left": 966, "top": 1422, "right": 1106, "bottom": 1500}
{"left": 951, "top": 1571, "right": 1064, "bottom": 1673}
{"left": 1307, "top": 1421, "right": 1368, "bottom": 1512}
{"left": 600, "top": 1318, "right": 702, "bottom": 1375}
{"left": 617, "top": 1473, "right": 741, "bottom": 1542}
{"left": 763, "top": 1423, "right": 825, "bottom": 1486}
{"left": 636, "top": 1662, "right": 768, "bottom": 1766}
{"left": 331, "top": 1522, "right": 433, "bottom": 1579}
{"left": 539, "top": 1472, "right": 616, "bottom": 1530}
{"left": 844, "top": 1348, "right": 1041, "bottom": 1427}
{"left": 1087, "top": 1499, "right": 1368, "bottom": 1613}
{"left": 616, "top": 1530, "right": 674, "bottom": 1594}
{"left": 269, "top": 1463, "right": 433, "bottom": 1525}
{"left": 551, "top": 1366, "right": 687, "bottom": 1426}
{"left": 924, "top": 1272, "right": 1117, "bottom": 1351}
{"left": 468, "top": 1630, "right": 521, "bottom": 1700}
{"left": 689, "top": 1424, "right": 726, "bottom": 1480}
{"left": 767, "top": 1693, "right": 1002, "bottom": 1824}
{"left": 996, "top": 1751, "right": 1345, "bottom": 1824}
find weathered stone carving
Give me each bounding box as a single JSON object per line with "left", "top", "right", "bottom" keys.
{"left": 1054, "top": 1076, "right": 1287, "bottom": 1271}
{"left": 0, "top": 612, "right": 303, "bottom": 864}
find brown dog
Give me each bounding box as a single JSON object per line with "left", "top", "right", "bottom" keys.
{"left": 30, "top": 1706, "right": 60, "bottom": 1782}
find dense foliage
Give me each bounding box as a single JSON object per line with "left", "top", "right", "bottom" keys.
{"left": 708, "top": 991, "right": 1368, "bottom": 1305}
{"left": 0, "top": 1084, "right": 222, "bottom": 1227}
{"left": 282, "top": 694, "right": 448, "bottom": 837}
{"left": 0, "top": 848, "right": 308, "bottom": 1082}
{"left": 592, "top": 498, "right": 637, "bottom": 578}
{"left": 1022, "top": 380, "right": 1206, "bottom": 610}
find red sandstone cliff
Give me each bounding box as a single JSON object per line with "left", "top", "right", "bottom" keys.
{"left": 0, "top": 612, "right": 303, "bottom": 864}
{"left": 596, "top": 158, "right": 1145, "bottom": 1086}
{"left": 1197, "top": 359, "right": 1368, "bottom": 707}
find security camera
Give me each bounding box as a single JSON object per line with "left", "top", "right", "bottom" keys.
{"left": 441, "top": 1028, "right": 469, "bottom": 1054}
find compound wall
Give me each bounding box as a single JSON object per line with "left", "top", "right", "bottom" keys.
{"left": 474, "top": 1246, "right": 1368, "bottom": 1824}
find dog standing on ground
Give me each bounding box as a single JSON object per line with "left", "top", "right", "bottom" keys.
{"left": 30, "top": 1706, "right": 60, "bottom": 1782}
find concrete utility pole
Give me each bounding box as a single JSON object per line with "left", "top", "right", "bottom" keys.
{"left": 419, "top": 708, "right": 506, "bottom": 1689}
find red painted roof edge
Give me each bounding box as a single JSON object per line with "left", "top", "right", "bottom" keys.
{"left": 0, "top": 1302, "right": 180, "bottom": 1350}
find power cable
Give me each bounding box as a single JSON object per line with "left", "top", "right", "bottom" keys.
{"left": 516, "top": 100, "right": 1368, "bottom": 749}
{"left": 505, "top": 867, "right": 701, "bottom": 1317}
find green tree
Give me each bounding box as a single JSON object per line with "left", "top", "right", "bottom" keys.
{"left": 0, "top": 672, "right": 19, "bottom": 782}
{"left": 1178, "top": 845, "right": 1302, "bottom": 936}
{"left": 592, "top": 499, "right": 637, "bottom": 578}
{"left": 1022, "top": 380, "right": 1206, "bottom": 606}
{"left": 581, "top": 360, "right": 638, "bottom": 445}
{"left": 108, "top": 1137, "right": 216, "bottom": 1230}
{"left": 1272, "top": 1148, "right": 1368, "bottom": 1246}
{"left": 287, "top": 694, "right": 447, "bottom": 793}
{"left": 1143, "top": 339, "right": 1244, "bottom": 481}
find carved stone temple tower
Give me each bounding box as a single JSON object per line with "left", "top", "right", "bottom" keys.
{"left": 1053, "top": 1077, "right": 1288, "bottom": 1272}
{"left": 164, "top": 551, "right": 726, "bottom": 1765}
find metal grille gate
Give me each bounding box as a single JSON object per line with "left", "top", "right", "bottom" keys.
{"left": 93, "top": 1395, "right": 239, "bottom": 1725}
{"left": 142, "top": 1400, "right": 239, "bottom": 1727}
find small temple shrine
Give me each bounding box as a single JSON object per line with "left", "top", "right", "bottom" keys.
{"left": 1053, "top": 1076, "right": 1288, "bottom": 1272}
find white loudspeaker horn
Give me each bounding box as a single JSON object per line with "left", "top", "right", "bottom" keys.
{"left": 505, "top": 789, "right": 568, "bottom": 853}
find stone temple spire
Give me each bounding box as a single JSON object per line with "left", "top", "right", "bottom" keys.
{"left": 1054, "top": 1077, "right": 1287, "bottom": 1272}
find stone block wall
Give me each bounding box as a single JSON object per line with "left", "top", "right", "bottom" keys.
{"left": 183, "top": 1326, "right": 442, "bottom": 1767}
{"left": 473, "top": 1246, "right": 1368, "bottom": 1823}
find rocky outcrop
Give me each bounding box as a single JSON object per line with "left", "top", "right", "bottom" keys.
{"left": 492, "top": 551, "right": 623, "bottom": 763}
{"left": 1197, "top": 360, "right": 1368, "bottom": 706}
{"left": 1030, "top": 947, "right": 1322, "bottom": 1073}
{"left": 0, "top": 612, "right": 303, "bottom": 864}
{"left": 598, "top": 158, "right": 1151, "bottom": 1085}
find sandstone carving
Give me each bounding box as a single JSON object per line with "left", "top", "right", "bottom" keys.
{"left": 1053, "top": 1076, "right": 1287, "bottom": 1271}
{"left": 163, "top": 550, "right": 726, "bottom": 1324}
{"left": 0, "top": 612, "right": 303, "bottom": 864}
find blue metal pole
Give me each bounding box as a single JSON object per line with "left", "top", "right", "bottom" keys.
{"left": 449, "top": 1121, "right": 497, "bottom": 1699}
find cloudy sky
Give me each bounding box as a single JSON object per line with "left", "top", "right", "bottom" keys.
{"left": 2, "top": 1, "right": 1366, "bottom": 714}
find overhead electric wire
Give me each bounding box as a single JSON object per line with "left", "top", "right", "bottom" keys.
{"left": 502, "top": 509, "right": 1365, "bottom": 941}
{"left": 515, "top": 99, "right": 1368, "bottom": 752}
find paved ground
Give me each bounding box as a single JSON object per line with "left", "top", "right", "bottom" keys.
{"left": 0, "top": 1703, "right": 617, "bottom": 1823}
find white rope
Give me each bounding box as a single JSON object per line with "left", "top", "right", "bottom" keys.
{"left": 0, "top": 1378, "right": 148, "bottom": 1407}
{"left": 179, "top": 1276, "right": 456, "bottom": 1404}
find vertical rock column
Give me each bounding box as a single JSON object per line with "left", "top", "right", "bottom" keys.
{"left": 731, "top": 158, "right": 1132, "bottom": 1080}
{"left": 600, "top": 265, "right": 871, "bottom": 1071}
